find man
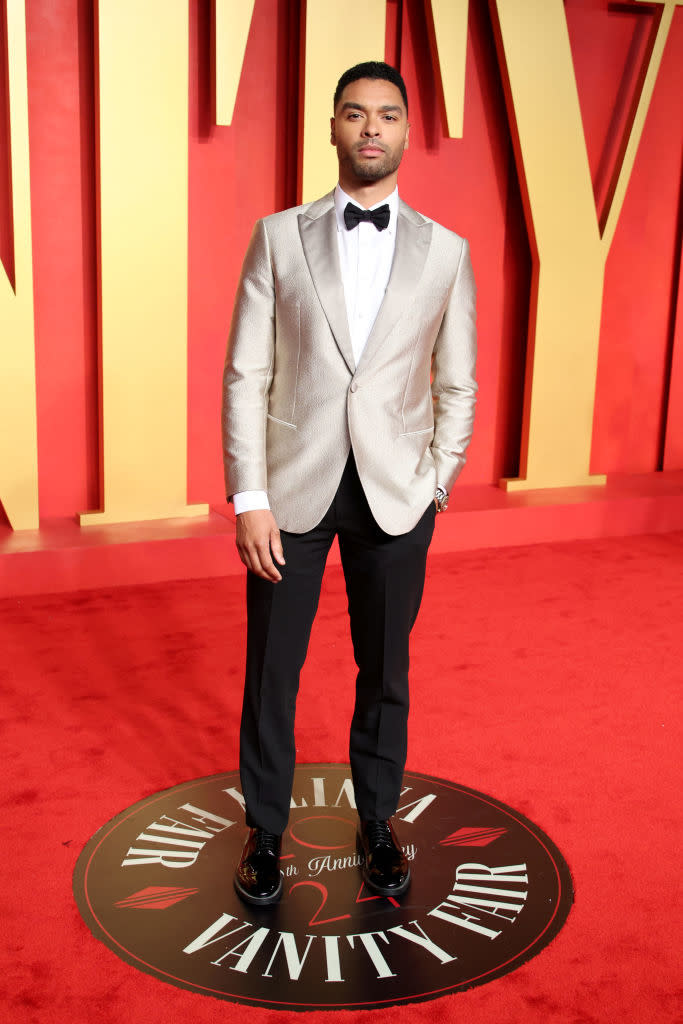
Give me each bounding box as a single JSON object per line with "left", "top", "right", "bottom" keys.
{"left": 222, "top": 61, "right": 477, "bottom": 906}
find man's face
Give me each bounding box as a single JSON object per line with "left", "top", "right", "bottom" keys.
{"left": 331, "top": 78, "right": 409, "bottom": 185}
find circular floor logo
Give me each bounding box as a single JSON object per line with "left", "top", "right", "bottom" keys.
{"left": 73, "top": 764, "right": 573, "bottom": 1010}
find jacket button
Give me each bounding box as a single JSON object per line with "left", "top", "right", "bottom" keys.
{"left": 350, "top": 382, "right": 358, "bottom": 393}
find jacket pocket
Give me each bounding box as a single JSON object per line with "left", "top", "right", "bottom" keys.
{"left": 399, "top": 424, "right": 434, "bottom": 437}
{"left": 267, "top": 413, "right": 297, "bottom": 430}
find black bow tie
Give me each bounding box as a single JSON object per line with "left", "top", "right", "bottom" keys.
{"left": 344, "top": 202, "right": 391, "bottom": 232}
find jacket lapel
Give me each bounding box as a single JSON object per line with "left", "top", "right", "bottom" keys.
{"left": 298, "top": 194, "right": 356, "bottom": 374}
{"left": 357, "top": 202, "right": 433, "bottom": 371}
{"left": 298, "top": 195, "right": 433, "bottom": 376}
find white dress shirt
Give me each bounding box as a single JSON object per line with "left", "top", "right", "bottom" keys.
{"left": 232, "top": 185, "right": 399, "bottom": 515}
{"left": 334, "top": 184, "right": 398, "bottom": 366}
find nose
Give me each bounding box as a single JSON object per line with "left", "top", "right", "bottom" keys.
{"left": 362, "top": 118, "right": 380, "bottom": 137}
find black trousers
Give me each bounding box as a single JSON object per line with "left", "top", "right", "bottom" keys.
{"left": 239, "top": 454, "right": 436, "bottom": 834}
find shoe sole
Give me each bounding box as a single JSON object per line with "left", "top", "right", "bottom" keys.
{"left": 233, "top": 875, "right": 283, "bottom": 907}
{"left": 361, "top": 865, "right": 411, "bottom": 898}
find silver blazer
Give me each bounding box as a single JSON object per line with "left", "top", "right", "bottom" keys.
{"left": 222, "top": 191, "right": 477, "bottom": 536}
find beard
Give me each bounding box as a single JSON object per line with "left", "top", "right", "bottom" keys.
{"left": 342, "top": 144, "right": 404, "bottom": 182}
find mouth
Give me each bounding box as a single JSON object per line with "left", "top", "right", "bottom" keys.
{"left": 357, "top": 146, "right": 385, "bottom": 157}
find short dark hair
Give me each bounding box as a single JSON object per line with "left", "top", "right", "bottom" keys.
{"left": 333, "top": 61, "right": 408, "bottom": 113}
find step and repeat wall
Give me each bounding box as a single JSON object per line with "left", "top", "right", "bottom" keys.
{"left": 1, "top": 0, "right": 682, "bottom": 529}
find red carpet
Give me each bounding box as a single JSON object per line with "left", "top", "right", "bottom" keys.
{"left": 1, "top": 532, "right": 681, "bottom": 1022}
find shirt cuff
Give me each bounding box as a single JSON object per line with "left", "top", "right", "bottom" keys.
{"left": 232, "top": 490, "right": 270, "bottom": 515}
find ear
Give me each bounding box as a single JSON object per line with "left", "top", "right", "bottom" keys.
{"left": 404, "top": 122, "right": 410, "bottom": 151}
{"left": 330, "top": 116, "right": 337, "bottom": 145}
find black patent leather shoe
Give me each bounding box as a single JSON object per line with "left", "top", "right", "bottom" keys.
{"left": 358, "top": 819, "right": 411, "bottom": 896}
{"left": 234, "top": 828, "right": 283, "bottom": 906}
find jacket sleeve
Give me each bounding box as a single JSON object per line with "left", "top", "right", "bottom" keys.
{"left": 221, "top": 219, "right": 275, "bottom": 500}
{"left": 430, "top": 237, "right": 478, "bottom": 493}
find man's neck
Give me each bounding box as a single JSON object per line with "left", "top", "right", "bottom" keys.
{"left": 338, "top": 174, "right": 398, "bottom": 209}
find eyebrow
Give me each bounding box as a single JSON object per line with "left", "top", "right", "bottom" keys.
{"left": 340, "top": 102, "right": 403, "bottom": 114}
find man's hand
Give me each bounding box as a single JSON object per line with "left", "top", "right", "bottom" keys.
{"left": 235, "top": 509, "right": 286, "bottom": 582}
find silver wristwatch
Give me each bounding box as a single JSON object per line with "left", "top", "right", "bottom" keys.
{"left": 434, "top": 486, "right": 449, "bottom": 513}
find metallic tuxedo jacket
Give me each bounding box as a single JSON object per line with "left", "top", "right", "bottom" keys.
{"left": 222, "top": 191, "right": 477, "bottom": 536}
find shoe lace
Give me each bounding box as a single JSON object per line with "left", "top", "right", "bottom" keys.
{"left": 365, "top": 820, "right": 393, "bottom": 848}
{"left": 254, "top": 829, "right": 279, "bottom": 855}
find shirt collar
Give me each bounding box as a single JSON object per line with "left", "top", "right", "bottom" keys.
{"left": 334, "top": 184, "right": 399, "bottom": 236}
